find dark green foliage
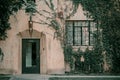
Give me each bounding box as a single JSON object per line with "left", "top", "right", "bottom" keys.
{"left": 84, "top": 48, "right": 92, "bottom": 72}
{"left": 0, "top": 0, "right": 36, "bottom": 61}
{"left": 0, "top": 0, "right": 24, "bottom": 40}
{"left": 64, "top": 45, "right": 74, "bottom": 69}
{"left": 25, "top": 0, "right": 36, "bottom": 13}
{"left": 51, "top": 20, "right": 60, "bottom": 30}
{"left": 72, "top": 0, "right": 120, "bottom": 73}
{"left": 79, "top": 48, "right": 103, "bottom": 73}
{"left": 64, "top": 46, "right": 103, "bottom": 73}
{"left": 73, "top": 48, "right": 83, "bottom": 72}
{"left": 0, "top": 0, "right": 36, "bottom": 40}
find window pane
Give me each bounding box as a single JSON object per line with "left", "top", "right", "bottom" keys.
{"left": 78, "top": 22, "right": 82, "bottom": 26}
{"left": 74, "top": 22, "right": 82, "bottom": 26}
{"left": 74, "top": 22, "right": 78, "bottom": 26}
{"left": 66, "top": 22, "right": 73, "bottom": 27}
{"left": 66, "top": 22, "right": 73, "bottom": 45}
{"left": 90, "top": 34, "right": 94, "bottom": 45}
{"left": 67, "top": 31, "right": 73, "bottom": 45}
{"left": 26, "top": 41, "right": 37, "bottom": 67}
{"left": 26, "top": 43, "right": 32, "bottom": 67}
{"left": 90, "top": 22, "right": 96, "bottom": 45}
{"left": 82, "top": 27, "right": 89, "bottom": 45}
{"left": 82, "top": 21, "right": 89, "bottom": 26}
{"left": 74, "top": 27, "right": 81, "bottom": 45}
{"left": 66, "top": 20, "right": 96, "bottom": 46}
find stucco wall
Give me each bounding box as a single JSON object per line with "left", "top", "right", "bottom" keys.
{"left": 0, "top": 9, "right": 65, "bottom": 74}
{"left": 0, "top": 0, "right": 90, "bottom": 74}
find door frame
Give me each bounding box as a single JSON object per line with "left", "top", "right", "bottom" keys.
{"left": 22, "top": 39, "right": 40, "bottom": 74}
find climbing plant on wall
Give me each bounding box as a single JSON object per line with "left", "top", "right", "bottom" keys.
{"left": 27, "top": 0, "right": 78, "bottom": 45}
{"left": 0, "top": 0, "right": 36, "bottom": 60}
{"left": 72, "top": 0, "right": 120, "bottom": 73}
{"left": 0, "top": 0, "right": 22, "bottom": 40}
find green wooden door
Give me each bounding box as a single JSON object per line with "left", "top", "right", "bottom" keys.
{"left": 22, "top": 39, "right": 40, "bottom": 73}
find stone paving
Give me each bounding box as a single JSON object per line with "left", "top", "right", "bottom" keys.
{"left": 9, "top": 74, "right": 49, "bottom": 80}
{"left": 9, "top": 74, "right": 120, "bottom": 80}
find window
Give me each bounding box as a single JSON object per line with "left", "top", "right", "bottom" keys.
{"left": 66, "top": 20, "right": 97, "bottom": 46}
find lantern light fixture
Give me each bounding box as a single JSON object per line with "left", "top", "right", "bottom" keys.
{"left": 28, "top": 15, "right": 33, "bottom": 37}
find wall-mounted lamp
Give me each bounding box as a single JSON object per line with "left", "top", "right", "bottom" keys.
{"left": 28, "top": 15, "right": 33, "bottom": 37}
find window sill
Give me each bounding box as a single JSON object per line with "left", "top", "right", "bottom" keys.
{"left": 72, "top": 46, "right": 93, "bottom": 51}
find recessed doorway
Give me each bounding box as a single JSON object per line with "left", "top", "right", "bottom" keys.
{"left": 22, "top": 39, "right": 40, "bottom": 74}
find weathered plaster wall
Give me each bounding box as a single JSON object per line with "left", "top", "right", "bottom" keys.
{"left": 69, "top": 4, "right": 88, "bottom": 20}
{"left": 0, "top": 0, "right": 90, "bottom": 74}
{"left": 0, "top": 7, "right": 65, "bottom": 75}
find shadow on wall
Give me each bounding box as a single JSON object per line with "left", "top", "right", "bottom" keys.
{"left": 0, "top": 48, "right": 4, "bottom": 62}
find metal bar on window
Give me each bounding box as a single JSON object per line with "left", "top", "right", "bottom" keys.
{"left": 89, "top": 21, "right": 90, "bottom": 45}
{"left": 80, "top": 22, "right": 82, "bottom": 46}
{"left": 72, "top": 21, "right": 75, "bottom": 45}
